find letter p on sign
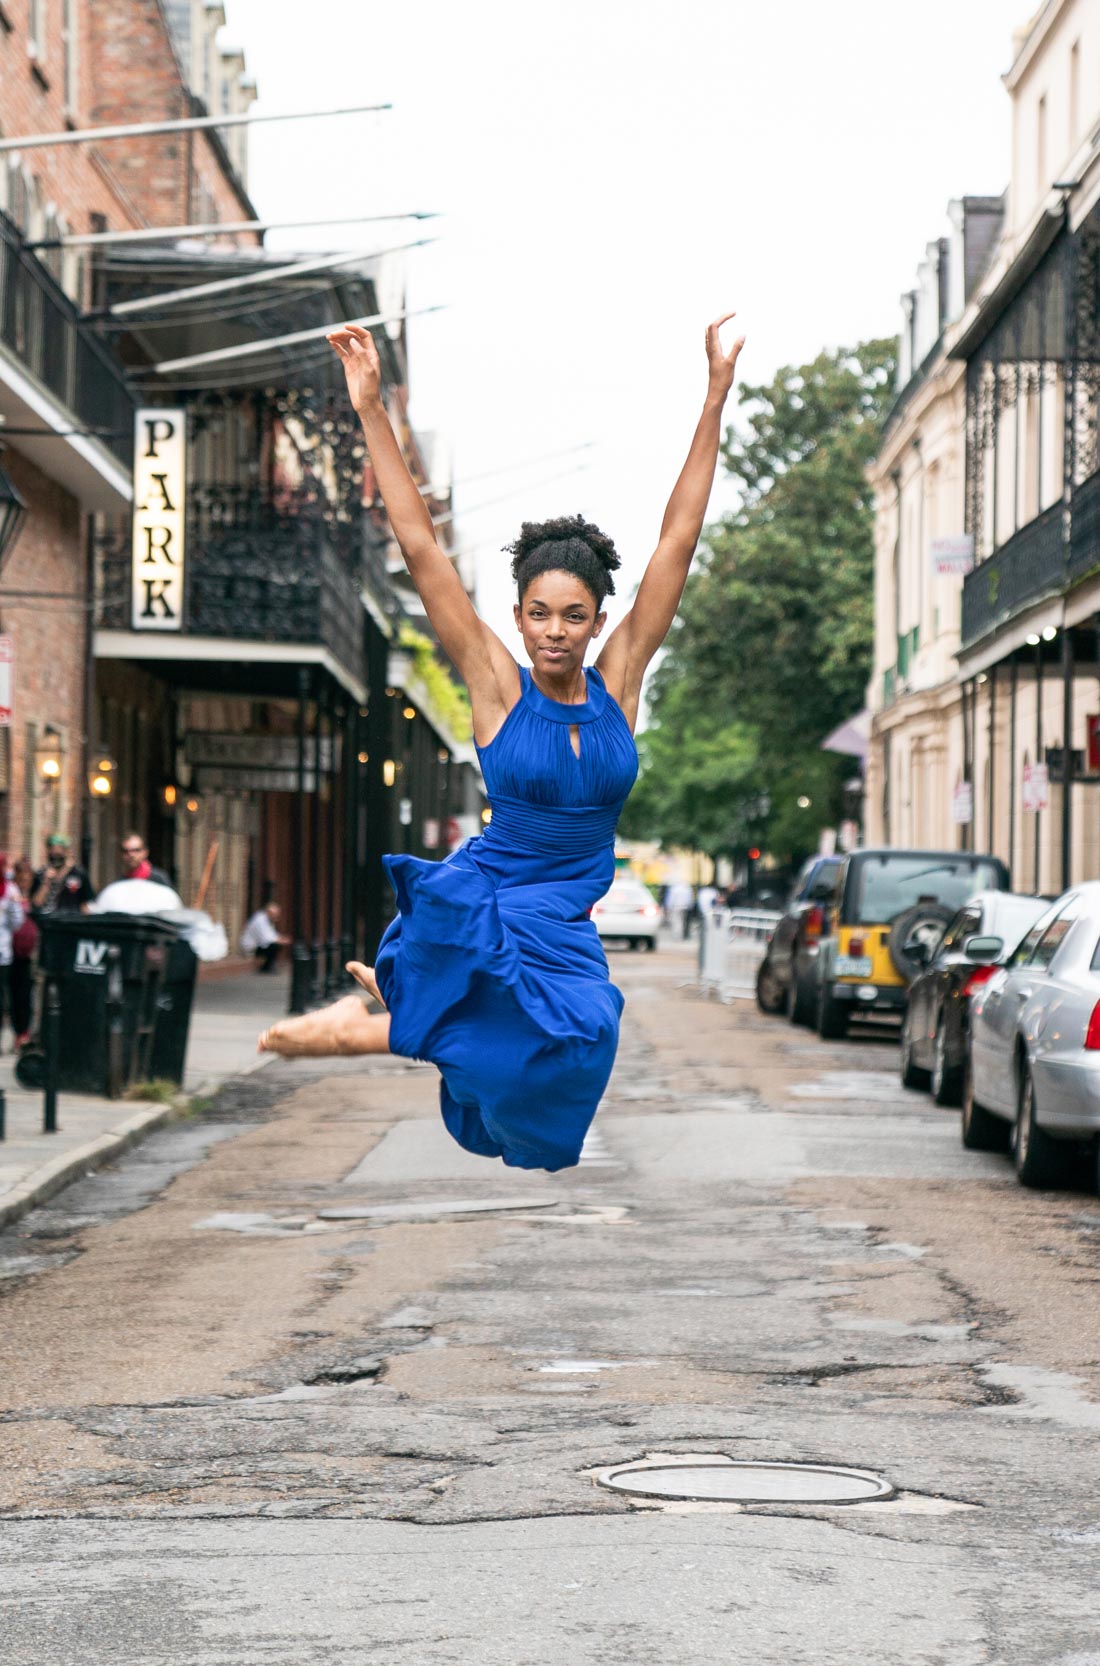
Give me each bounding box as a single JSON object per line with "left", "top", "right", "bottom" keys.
{"left": 131, "top": 408, "right": 186, "bottom": 631}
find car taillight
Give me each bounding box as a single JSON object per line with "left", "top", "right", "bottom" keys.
{"left": 1086, "top": 1000, "right": 1100, "bottom": 1050}
{"left": 848, "top": 935, "right": 865, "bottom": 958}
{"left": 962, "top": 964, "right": 998, "bottom": 998}
{"left": 804, "top": 906, "right": 823, "bottom": 941}
{"left": 640, "top": 905, "right": 659, "bottom": 917}
{"left": 592, "top": 905, "right": 603, "bottom": 916}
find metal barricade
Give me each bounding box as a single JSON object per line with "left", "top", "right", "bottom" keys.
{"left": 698, "top": 907, "right": 783, "bottom": 1001}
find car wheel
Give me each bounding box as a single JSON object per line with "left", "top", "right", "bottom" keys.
{"left": 644, "top": 936, "right": 658, "bottom": 953}
{"left": 899, "top": 1010, "right": 930, "bottom": 1090}
{"left": 931, "top": 1015, "right": 963, "bottom": 1106}
{"left": 817, "top": 983, "right": 848, "bottom": 1041}
{"left": 961, "top": 1050, "right": 1010, "bottom": 1152}
{"left": 1013, "top": 1062, "right": 1069, "bottom": 1188}
{"left": 755, "top": 958, "right": 785, "bottom": 1015}
{"left": 789, "top": 973, "right": 814, "bottom": 1027}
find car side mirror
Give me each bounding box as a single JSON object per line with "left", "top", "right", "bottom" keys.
{"left": 963, "top": 934, "right": 1003, "bottom": 964}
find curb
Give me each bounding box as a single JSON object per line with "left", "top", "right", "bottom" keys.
{"left": 0, "top": 1050, "right": 279, "bottom": 1233}
{"left": 0, "top": 1100, "right": 191, "bottom": 1233}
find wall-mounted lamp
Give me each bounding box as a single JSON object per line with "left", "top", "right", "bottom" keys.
{"left": 36, "top": 724, "right": 63, "bottom": 785}
{"left": 163, "top": 783, "right": 178, "bottom": 808}
{"left": 403, "top": 705, "right": 416, "bottom": 721}
{"left": 88, "top": 748, "right": 118, "bottom": 797}
{"left": 382, "top": 759, "right": 396, "bottom": 787}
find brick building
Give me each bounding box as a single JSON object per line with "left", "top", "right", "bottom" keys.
{"left": 0, "top": 0, "right": 257, "bottom": 867}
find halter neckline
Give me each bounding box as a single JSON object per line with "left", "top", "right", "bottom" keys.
{"left": 521, "top": 664, "right": 607, "bottom": 725}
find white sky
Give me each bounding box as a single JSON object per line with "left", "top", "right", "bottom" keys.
{"left": 223, "top": 0, "right": 1027, "bottom": 647}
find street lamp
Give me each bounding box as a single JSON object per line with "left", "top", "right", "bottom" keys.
{"left": 0, "top": 447, "right": 28, "bottom": 575}
{"left": 36, "top": 724, "right": 63, "bottom": 786}
{"left": 88, "top": 748, "right": 118, "bottom": 798}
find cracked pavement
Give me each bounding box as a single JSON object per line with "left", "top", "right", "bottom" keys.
{"left": 2, "top": 939, "right": 1099, "bottom": 1662}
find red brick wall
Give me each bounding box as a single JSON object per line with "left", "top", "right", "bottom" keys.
{"left": 0, "top": 448, "right": 87, "bottom": 865}
{"left": 0, "top": 0, "right": 258, "bottom": 243}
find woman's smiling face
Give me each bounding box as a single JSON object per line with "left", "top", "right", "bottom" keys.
{"left": 514, "top": 569, "right": 605, "bottom": 675}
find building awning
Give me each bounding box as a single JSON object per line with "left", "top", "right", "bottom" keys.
{"left": 821, "top": 710, "right": 871, "bottom": 761}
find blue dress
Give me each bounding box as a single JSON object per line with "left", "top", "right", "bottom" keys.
{"left": 374, "top": 664, "right": 638, "bottom": 1172}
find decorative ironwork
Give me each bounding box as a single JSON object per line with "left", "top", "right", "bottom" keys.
{"left": 960, "top": 500, "right": 1064, "bottom": 644}
{"left": 0, "top": 209, "right": 132, "bottom": 463}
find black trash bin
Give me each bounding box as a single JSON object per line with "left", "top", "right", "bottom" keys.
{"left": 149, "top": 934, "right": 199, "bottom": 1085}
{"left": 32, "top": 912, "right": 183, "bottom": 1096}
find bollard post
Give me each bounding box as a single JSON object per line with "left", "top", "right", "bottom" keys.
{"left": 0, "top": 1086, "right": 6, "bottom": 1142}
{"left": 43, "top": 978, "right": 60, "bottom": 1134}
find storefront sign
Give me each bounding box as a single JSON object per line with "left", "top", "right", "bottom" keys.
{"left": 931, "top": 535, "right": 974, "bottom": 577}
{"left": 132, "top": 408, "right": 186, "bottom": 631}
{"left": 951, "top": 781, "right": 973, "bottom": 825}
{"left": 1023, "top": 761, "right": 1049, "bottom": 813}
{"left": 0, "top": 636, "right": 14, "bottom": 726}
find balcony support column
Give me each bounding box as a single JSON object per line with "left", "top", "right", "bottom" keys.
{"left": 325, "top": 686, "right": 341, "bottom": 995}
{"left": 309, "top": 674, "right": 325, "bottom": 1005}
{"left": 1035, "top": 638, "right": 1043, "bottom": 893}
{"left": 988, "top": 665, "right": 997, "bottom": 858}
{"left": 290, "top": 664, "right": 313, "bottom": 1015}
{"left": 1008, "top": 655, "right": 1018, "bottom": 882}
{"left": 340, "top": 701, "right": 359, "bottom": 983}
{"left": 1062, "top": 627, "right": 1074, "bottom": 889}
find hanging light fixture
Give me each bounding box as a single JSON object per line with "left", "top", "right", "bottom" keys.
{"left": 0, "top": 446, "right": 28, "bottom": 574}
{"left": 36, "top": 724, "right": 63, "bottom": 784}
{"left": 88, "top": 748, "right": 118, "bottom": 797}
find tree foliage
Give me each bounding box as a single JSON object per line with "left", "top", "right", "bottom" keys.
{"left": 630, "top": 339, "right": 896, "bottom": 863}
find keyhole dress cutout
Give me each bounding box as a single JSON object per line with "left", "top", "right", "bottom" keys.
{"left": 374, "top": 664, "right": 638, "bottom": 1171}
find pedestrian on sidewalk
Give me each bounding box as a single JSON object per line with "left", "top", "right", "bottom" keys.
{"left": 117, "top": 832, "right": 172, "bottom": 888}
{"left": 241, "top": 902, "right": 290, "bottom": 973}
{"left": 30, "top": 834, "right": 95, "bottom": 917}
{"left": 9, "top": 856, "right": 36, "bottom": 1048}
{"left": 259, "top": 311, "right": 746, "bottom": 1172}
{"left": 666, "top": 877, "right": 696, "bottom": 939}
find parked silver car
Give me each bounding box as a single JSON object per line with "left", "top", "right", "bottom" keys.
{"left": 964, "top": 882, "right": 1100, "bottom": 1187}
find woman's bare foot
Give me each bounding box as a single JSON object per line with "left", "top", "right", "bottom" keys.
{"left": 258, "top": 994, "right": 383, "bottom": 1057}
{"left": 346, "top": 961, "right": 386, "bottom": 1008}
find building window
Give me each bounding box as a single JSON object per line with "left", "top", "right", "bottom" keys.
{"left": 62, "top": 0, "right": 77, "bottom": 117}
{"left": 1069, "top": 41, "right": 1080, "bottom": 149}
{"left": 28, "top": 0, "right": 44, "bottom": 60}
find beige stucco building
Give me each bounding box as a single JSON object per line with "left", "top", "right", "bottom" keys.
{"left": 867, "top": 0, "right": 1100, "bottom": 894}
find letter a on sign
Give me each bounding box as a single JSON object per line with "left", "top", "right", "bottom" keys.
{"left": 131, "top": 408, "right": 186, "bottom": 631}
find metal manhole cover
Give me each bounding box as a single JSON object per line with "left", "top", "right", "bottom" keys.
{"left": 599, "top": 1459, "right": 894, "bottom": 1504}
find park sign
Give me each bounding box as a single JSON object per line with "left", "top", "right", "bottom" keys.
{"left": 931, "top": 535, "right": 974, "bottom": 577}
{"left": 131, "top": 408, "right": 186, "bottom": 631}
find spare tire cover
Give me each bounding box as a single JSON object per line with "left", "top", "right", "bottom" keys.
{"left": 888, "top": 902, "right": 954, "bottom": 982}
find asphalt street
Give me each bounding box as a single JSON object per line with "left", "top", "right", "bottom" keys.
{"left": 2, "top": 937, "right": 1099, "bottom": 1664}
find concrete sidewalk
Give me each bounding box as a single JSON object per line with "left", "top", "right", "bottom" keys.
{"left": 0, "top": 967, "right": 292, "bottom": 1228}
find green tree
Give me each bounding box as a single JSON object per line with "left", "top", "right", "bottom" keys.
{"left": 630, "top": 338, "right": 895, "bottom": 863}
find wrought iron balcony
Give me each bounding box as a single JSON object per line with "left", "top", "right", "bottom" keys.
{"left": 960, "top": 501, "right": 1065, "bottom": 648}
{"left": 1070, "top": 469, "right": 1100, "bottom": 583}
{"left": 96, "top": 485, "right": 372, "bottom": 683}
{"left": 0, "top": 210, "right": 132, "bottom": 465}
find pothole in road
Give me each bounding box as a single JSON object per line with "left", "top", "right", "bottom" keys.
{"left": 596, "top": 1453, "right": 895, "bottom": 1505}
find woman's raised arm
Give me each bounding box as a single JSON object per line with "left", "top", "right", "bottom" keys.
{"left": 597, "top": 314, "right": 744, "bottom": 717}
{"left": 327, "top": 325, "right": 510, "bottom": 696}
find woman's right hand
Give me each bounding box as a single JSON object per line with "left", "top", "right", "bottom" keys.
{"left": 327, "top": 322, "right": 382, "bottom": 413}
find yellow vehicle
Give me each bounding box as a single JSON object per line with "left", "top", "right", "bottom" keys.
{"left": 814, "top": 848, "right": 1010, "bottom": 1039}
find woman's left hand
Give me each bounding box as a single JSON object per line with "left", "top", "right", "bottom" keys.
{"left": 705, "top": 311, "right": 746, "bottom": 401}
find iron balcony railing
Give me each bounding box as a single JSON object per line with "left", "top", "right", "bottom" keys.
{"left": 97, "top": 485, "right": 375, "bottom": 683}
{"left": 0, "top": 209, "right": 132, "bottom": 465}
{"left": 960, "top": 501, "right": 1065, "bottom": 648}
{"left": 1070, "top": 469, "right": 1100, "bottom": 583}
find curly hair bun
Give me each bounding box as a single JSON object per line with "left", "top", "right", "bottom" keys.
{"left": 504, "top": 514, "right": 621, "bottom": 605}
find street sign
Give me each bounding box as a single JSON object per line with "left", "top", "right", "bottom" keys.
{"left": 132, "top": 407, "right": 186, "bottom": 631}
{"left": 1023, "top": 761, "right": 1050, "bottom": 813}
{"left": 952, "top": 781, "right": 973, "bottom": 825}
{"left": 931, "top": 534, "right": 974, "bottom": 576}
{"left": 0, "top": 636, "right": 13, "bottom": 726}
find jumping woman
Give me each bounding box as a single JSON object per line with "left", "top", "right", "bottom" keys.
{"left": 258, "top": 314, "right": 745, "bottom": 1171}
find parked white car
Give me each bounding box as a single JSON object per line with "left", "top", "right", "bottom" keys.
{"left": 965, "top": 881, "right": 1100, "bottom": 1187}
{"left": 591, "top": 878, "right": 660, "bottom": 951}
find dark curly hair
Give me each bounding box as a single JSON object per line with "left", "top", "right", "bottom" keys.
{"left": 505, "top": 513, "right": 621, "bottom": 608}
